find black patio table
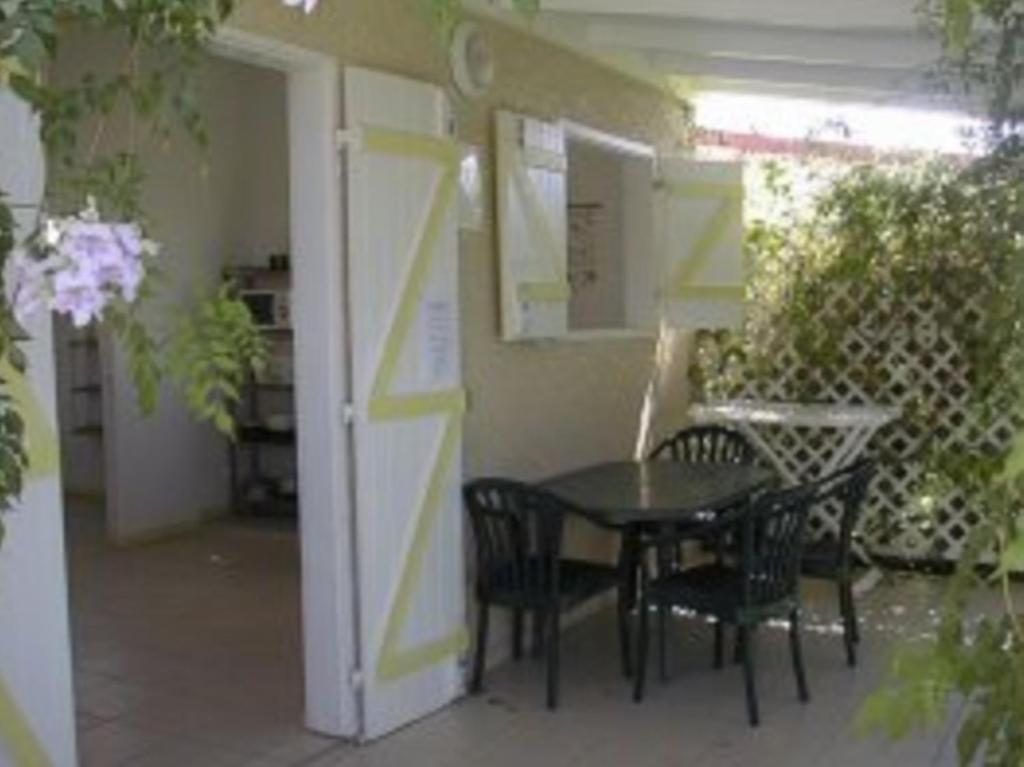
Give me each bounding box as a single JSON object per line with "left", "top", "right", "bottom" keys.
{"left": 543, "top": 460, "right": 776, "bottom": 676}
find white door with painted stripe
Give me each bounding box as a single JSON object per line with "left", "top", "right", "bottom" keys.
{"left": 656, "top": 158, "right": 746, "bottom": 329}
{"left": 0, "top": 89, "right": 77, "bottom": 766}
{"left": 496, "top": 111, "right": 571, "bottom": 341}
{"left": 343, "top": 67, "right": 466, "bottom": 740}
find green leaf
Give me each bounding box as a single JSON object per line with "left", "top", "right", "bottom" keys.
{"left": 998, "top": 431, "right": 1024, "bottom": 484}
{"left": 165, "top": 285, "right": 267, "bottom": 437}
{"left": 995, "top": 531, "right": 1024, "bottom": 578}
{"left": 944, "top": 0, "right": 975, "bottom": 55}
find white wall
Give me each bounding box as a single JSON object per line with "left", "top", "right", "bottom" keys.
{"left": 51, "top": 38, "right": 291, "bottom": 540}
{"left": 623, "top": 155, "right": 656, "bottom": 331}
{"left": 568, "top": 139, "right": 627, "bottom": 330}
{"left": 0, "top": 90, "right": 77, "bottom": 767}
{"left": 111, "top": 55, "right": 290, "bottom": 541}
{"left": 567, "top": 139, "right": 656, "bottom": 333}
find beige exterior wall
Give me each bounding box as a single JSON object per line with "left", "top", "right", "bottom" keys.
{"left": 230, "top": 0, "right": 694, "bottom": 498}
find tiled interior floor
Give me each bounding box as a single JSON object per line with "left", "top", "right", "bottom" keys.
{"left": 68, "top": 501, "right": 977, "bottom": 767}
{"left": 68, "top": 504, "right": 345, "bottom": 766}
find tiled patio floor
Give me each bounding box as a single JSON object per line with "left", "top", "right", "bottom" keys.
{"left": 308, "top": 577, "right": 966, "bottom": 767}
{"left": 67, "top": 502, "right": 974, "bottom": 766}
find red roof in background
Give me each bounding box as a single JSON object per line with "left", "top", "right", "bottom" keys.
{"left": 695, "top": 128, "right": 966, "bottom": 161}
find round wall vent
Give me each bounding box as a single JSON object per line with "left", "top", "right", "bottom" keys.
{"left": 450, "top": 22, "right": 495, "bottom": 100}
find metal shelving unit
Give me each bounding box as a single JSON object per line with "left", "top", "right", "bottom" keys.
{"left": 68, "top": 330, "right": 104, "bottom": 439}
{"left": 225, "top": 265, "right": 298, "bottom": 518}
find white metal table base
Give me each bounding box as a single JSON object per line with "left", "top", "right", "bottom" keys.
{"left": 690, "top": 400, "right": 899, "bottom": 581}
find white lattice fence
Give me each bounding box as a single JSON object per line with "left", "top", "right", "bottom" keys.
{"left": 699, "top": 281, "right": 1019, "bottom": 564}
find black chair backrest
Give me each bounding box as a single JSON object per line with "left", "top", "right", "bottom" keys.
{"left": 463, "top": 479, "right": 569, "bottom": 604}
{"left": 811, "top": 458, "right": 876, "bottom": 555}
{"left": 650, "top": 425, "right": 756, "bottom": 465}
{"left": 740, "top": 484, "right": 815, "bottom": 608}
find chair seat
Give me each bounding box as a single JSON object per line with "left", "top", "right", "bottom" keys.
{"left": 647, "top": 563, "right": 743, "bottom": 619}
{"left": 800, "top": 540, "right": 843, "bottom": 579}
{"left": 485, "top": 557, "right": 620, "bottom": 609}
{"left": 646, "top": 563, "right": 795, "bottom": 623}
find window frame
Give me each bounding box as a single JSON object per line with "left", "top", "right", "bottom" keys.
{"left": 562, "top": 121, "right": 659, "bottom": 341}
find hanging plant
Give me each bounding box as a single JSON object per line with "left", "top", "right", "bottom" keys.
{"left": 0, "top": 0, "right": 267, "bottom": 540}
{"left": 0, "top": 0, "right": 545, "bottom": 547}
{"left": 6, "top": 198, "right": 158, "bottom": 329}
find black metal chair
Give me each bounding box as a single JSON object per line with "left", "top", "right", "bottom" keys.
{"left": 801, "top": 459, "right": 877, "bottom": 667}
{"left": 648, "top": 425, "right": 760, "bottom": 675}
{"left": 633, "top": 483, "right": 816, "bottom": 727}
{"left": 649, "top": 425, "right": 757, "bottom": 466}
{"left": 464, "top": 479, "right": 622, "bottom": 710}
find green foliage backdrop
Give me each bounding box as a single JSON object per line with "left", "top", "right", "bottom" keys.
{"left": 695, "top": 153, "right": 1024, "bottom": 565}
{"left": 690, "top": 2, "right": 1024, "bottom": 757}
{"left": 696, "top": 151, "right": 1024, "bottom": 767}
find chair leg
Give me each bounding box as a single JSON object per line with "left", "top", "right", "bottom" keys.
{"left": 714, "top": 531, "right": 727, "bottom": 566}
{"left": 471, "top": 601, "right": 490, "bottom": 694}
{"left": 617, "top": 532, "right": 639, "bottom": 678}
{"left": 739, "top": 625, "right": 760, "bottom": 727}
{"left": 839, "top": 581, "right": 857, "bottom": 667}
{"left": 532, "top": 610, "right": 546, "bottom": 659}
{"left": 713, "top": 620, "right": 724, "bottom": 670}
{"left": 846, "top": 580, "right": 861, "bottom": 644}
{"left": 633, "top": 596, "right": 650, "bottom": 703}
{"left": 545, "top": 609, "right": 561, "bottom": 710}
{"left": 512, "top": 610, "right": 524, "bottom": 661}
{"left": 658, "top": 606, "right": 669, "bottom": 682}
{"left": 789, "top": 609, "right": 810, "bottom": 703}
{"left": 618, "top": 587, "right": 633, "bottom": 679}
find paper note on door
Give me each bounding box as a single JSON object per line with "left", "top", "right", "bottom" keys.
{"left": 420, "top": 298, "right": 456, "bottom": 388}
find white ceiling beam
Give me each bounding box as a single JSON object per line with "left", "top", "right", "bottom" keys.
{"left": 582, "top": 16, "right": 940, "bottom": 71}
{"left": 538, "top": 0, "right": 921, "bottom": 31}
{"left": 649, "top": 51, "right": 926, "bottom": 96}
{"left": 692, "top": 78, "right": 975, "bottom": 112}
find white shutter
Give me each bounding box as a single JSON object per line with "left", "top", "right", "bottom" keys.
{"left": 343, "top": 67, "right": 466, "bottom": 740}
{"left": 656, "top": 158, "right": 746, "bottom": 329}
{"left": 495, "top": 111, "right": 570, "bottom": 341}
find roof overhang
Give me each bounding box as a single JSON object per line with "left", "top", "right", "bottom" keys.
{"left": 474, "top": 0, "right": 971, "bottom": 112}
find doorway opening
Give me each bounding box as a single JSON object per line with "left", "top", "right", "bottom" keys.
{"left": 54, "top": 30, "right": 357, "bottom": 760}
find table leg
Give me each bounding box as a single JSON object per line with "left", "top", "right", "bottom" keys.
{"left": 821, "top": 426, "right": 873, "bottom": 478}
{"left": 735, "top": 422, "right": 799, "bottom": 485}
{"left": 617, "top": 528, "right": 640, "bottom": 679}
{"left": 532, "top": 611, "right": 546, "bottom": 659}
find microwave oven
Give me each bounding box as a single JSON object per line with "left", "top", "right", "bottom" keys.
{"left": 239, "top": 289, "right": 292, "bottom": 329}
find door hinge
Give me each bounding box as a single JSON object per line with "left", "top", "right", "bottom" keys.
{"left": 349, "top": 667, "right": 365, "bottom": 691}
{"left": 336, "top": 127, "right": 364, "bottom": 152}
{"left": 341, "top": 401, "right": 356, "bottom": 426}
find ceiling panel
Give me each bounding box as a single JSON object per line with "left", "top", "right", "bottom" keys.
{"left": 537, "top": 0, "right": 921, "bottom": 31}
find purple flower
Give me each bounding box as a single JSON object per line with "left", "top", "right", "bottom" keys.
{"left": 118, "top": 255, "right": 145, "bottom": 303}
{"left": 51, "top": 267, "right": 106, "bottom": 328}
{"left": 112, "top": 224, "right": 143, "bottom": 257}
{"left": 7, "top": 207, "right": 157, "bottom": 328}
